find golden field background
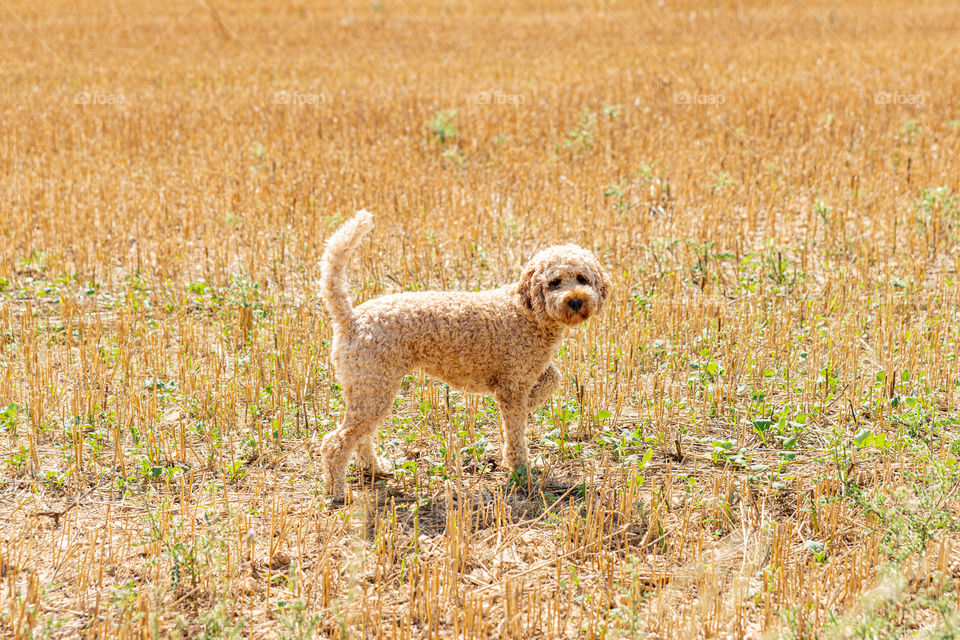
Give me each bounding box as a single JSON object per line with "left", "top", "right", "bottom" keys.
{"left": 1, "top": 0, "right": 960, "bottom": 637}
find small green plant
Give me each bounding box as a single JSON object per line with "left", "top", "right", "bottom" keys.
{"left": 917, "top": 186, "right": 958, "bottom": 225}
{"left": 185, "top": 600, "right": 246, "bottom": 639}
{"left": 223, "top": 460, "right": 247, "bottom": 482}
{"left": 458, "top": 431, "right": 490, "bottom": 467}
{"left": 688, "top": 346, "right": 724, "bottom": 399}
{"left": 761, "top": 245, "right": 803, "bottom": 290}
{"left": 604, "top": 179, "right": 630, "bottom": 212}
{"left": 711, "top": 171, "right": 736, "bottom": 191}
{"left": 110, "top": 580, "right": 139, "bottom": 616}
{"left": 5, "top": 444, "right": 29, "bottom": 470}
{"left": 227, "top": 272, "right": 264, "bottom": 312}
{"left": 852, "top": 427, "right": 892, "bottom": 452}
{"left": 605, "top": 163, "right": 672, "bottom": 217}
{"left": 0, "top": 402, "right": 18, "bottom": 434}
{"left": 427, "top": 109, "right": 458, "bottom": 143}
{"left": 814, "top": 197, "right": 833, "bottom": 225}
{"left": 901, "top": 118, "right": 921, "bottom": 142}
{"left": 802, "top": 539, "right": 827, "bottom": 564}
{"left": 275, "top": 599, "right": 322, "bottom": 640}
{"left": 18, "top": 248, "right": 48, "bottom": 273}
{"left": 507, "top": 464, "right": 533, "bottom": 489}
{"left": 558, "top": 108, "right": 597, "bottom": 153}
{"left": 601, "top": 103, "right": 623, "bottom": 120}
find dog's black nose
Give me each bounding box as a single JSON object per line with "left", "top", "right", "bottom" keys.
{"left": 568, "top": 298, "right": 583, "bottom": 311}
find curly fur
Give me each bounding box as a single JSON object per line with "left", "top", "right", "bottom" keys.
{"left": 318, "top": 211, "right": 611, "bottom": 499}
{"left": 319, "top": 209, "right": 374, "bottom": 328}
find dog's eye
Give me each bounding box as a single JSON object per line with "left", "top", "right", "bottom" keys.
{"left": 548, "top": 278, "right": 561, "bottom": 289}
{"left": 576, "top": 275, "right": 589, "bottom": 285}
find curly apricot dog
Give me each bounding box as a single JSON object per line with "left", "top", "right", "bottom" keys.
{"left": 318, "top": 210, "right": 610, "bottom": 499}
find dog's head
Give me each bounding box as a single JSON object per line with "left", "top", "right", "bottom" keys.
{"left": 517, "top": 245, "right": 611, "bottom": 327}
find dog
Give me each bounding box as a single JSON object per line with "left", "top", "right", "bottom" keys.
{"left": 317, "top": 210, "right": 610, "bottom": 499}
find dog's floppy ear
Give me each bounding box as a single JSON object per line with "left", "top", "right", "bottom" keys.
{"left": 517, "top": 262, "right": 537, "bottom": 310}
{"left": 595, "top": 263, "right": 612, "bottom": 308}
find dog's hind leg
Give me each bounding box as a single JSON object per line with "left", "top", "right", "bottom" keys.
{"left": 320, "top": 377, "right": 398, "bottom": 500}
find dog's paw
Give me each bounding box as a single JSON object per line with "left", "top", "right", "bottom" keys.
{"left": 322, "top": 471, "right": 347, "bottom": 503}
{"left": 370, "top": 455, "right": 394, "bottom": 477}
{"left": 324, "top": 494, "right": 346, "bottom": 509}
{"left": 358, "top": 455, "right": 394, "bottom": 478}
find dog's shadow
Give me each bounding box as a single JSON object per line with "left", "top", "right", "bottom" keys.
{"left": 340, "top": 474, "right": 592, "bottom": 540}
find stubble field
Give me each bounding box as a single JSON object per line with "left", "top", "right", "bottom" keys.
{"left": 2, "top": 0, "right": 960, "bottom": 637}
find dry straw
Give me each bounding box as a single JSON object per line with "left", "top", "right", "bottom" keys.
{"left": 1, "top": 0, "right": 959, "bottom": 637}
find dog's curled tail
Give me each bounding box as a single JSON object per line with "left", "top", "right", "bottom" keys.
{"left": 319, "top": 209, "right": 374, "bottom": 327}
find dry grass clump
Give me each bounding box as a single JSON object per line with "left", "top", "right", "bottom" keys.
{"left": 2, "top": 0, "right": 960, "bottom": 637}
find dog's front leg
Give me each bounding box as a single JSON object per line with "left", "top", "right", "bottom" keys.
{"left": 528, "top": 364, "right": 560, "bottom": 410}
{"left": 495, "top": 385, "right": 531, "bottom": 471}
